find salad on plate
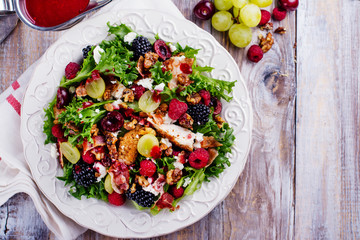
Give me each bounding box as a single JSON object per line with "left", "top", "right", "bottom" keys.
{"left": 43, "top": 22, "right": 236, "bottom": 213}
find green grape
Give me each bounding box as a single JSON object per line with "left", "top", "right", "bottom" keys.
{"left": 240, "top": 3, "right": 261, "bottom": 27}
{"left": 85, "top": 77, "right": 106, "bottom": 99}
{"left": 211, "top": 11, "right": 233, "bottom": 32}
{"left": 137, "top": 134, "right": 159, "bottom": 157}
{"left": 232, "top": 0, "right": 249, "bottom": 8}
{"left": 60, "top": 142, "right": 80, "bottom": 164}
{"left": 104, "top": 174, "right": 113, "bottom": 194}
{"left": 214, "top": 0, "right": 233, "bottom": 10}
{"left": 233, "top": 7, "right": 243, "bottom": 22}
{"left": 138, "top": 90, "right": 161, "bottom": 113}
{"left": 228, "top": 23, "right": 252, "bottom": 48}
{"left": 250, "top": 0, "right": 272, "bottom": 7}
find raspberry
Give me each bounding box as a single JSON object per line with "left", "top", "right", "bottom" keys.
{"left": 131, "top": 84, "right": 146, "bottom": 100}
{"left": 150, "top": 146, "right": 161, "bottom": 159}
{"left": 168, "top": 99, "right": 188, "bottom": 120}
{"left": 169, "top": 185, "right": 184, "bottom": 199}
{"left": 189, "top": 148, "right": 209, "bottom": 169}
{"left": 51, "top": 124, "right": 64, "bottom": 138}
{"left": 108, "top": 192, "right": 126, "bottom": 206}
{"left": 259, "top": 10, "right": 271, "bottom": 26}
{"left": 82, "top": 151, "right": 96, "bottom": 164}
{"left": 139, "top": 160, "right": 157, "bottom": 177}
{"left": 272, "top": 7, "right": 287, "bottom": 21}
{"left": 180, "top": 63, "right": 193, "bottom": 74}
{"left": 247, "top": 45, "right": 264, "bottom": 63}
{"left": 198, "top": 89, "right": 211, "bottom": 106}
{"left": 132, "top": 36, "right": 152, "bottom": 59}
{"left": 65, "top": 62, "right": 80, "bottom": 79}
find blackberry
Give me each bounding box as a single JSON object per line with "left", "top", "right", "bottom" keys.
{"left": 82, "top": 45, "right": 92, "bottom": 59}
{"left": 73, "top": 162, "right": 96, "bottom": 188}
{"left": 132, "top": 36, "right": 152, "bottom": 59}
{"left": 187, "top": 104, "right": 210, "bottom": 125}
{"left": 126, "top": 185, "right": 155, "bottom": 208}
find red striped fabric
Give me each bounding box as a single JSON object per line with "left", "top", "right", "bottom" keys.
{"left": 6, "top": 94, "right": 21, "bottom": 116}
{"left": 11, "top": 80, "right": 20, "bottom": 90}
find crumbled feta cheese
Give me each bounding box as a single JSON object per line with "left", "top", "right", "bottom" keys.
{"left": 78, "top": 113, "right": 83, "bottom": 118}
{"left": 93, "top": 45, "right": 104, "bottom": 64}
{"left": 173, "top": 161, "right": 184, "bottom": 170}
{"left": 177, "top": 55, "right": 186, "bottom": 61}
{"left": 93, "top": 162, "right": 107, "bottom": 182}
{"left": 50, "top": 143, "right": 58, "bottom": 159}
{"left": 168, "top": 43, "right": 177, "bottom": 52}
{"left": 69, "top": 86, "right": 76, "bottom": 93}
{"left": 128, "top": 81, "right": 133, "bottom": 85}
{"left": 160, "top": 138, "right": 172, "bottom": 148}
{"left": 95, "top": 109, "right": 100, "bottom": 113}
{"left": 154, "top": 83, "right": 165, "bottom": 91}
{"left": 112, "top": 83, "right": 126, "bottom": 99}
{"left": 124, "top": 32, "right": 137, "bottom": 44}
{"left": 110, "top": 80, "right": 117, "bottom": 84}
{"left": 183, "top": 177, "right": 191, "bottom": 187}
{"left": 143, "top": 184, "right": 160, "bottom": 196}
{"left": 97, "top": 98, "right": 103, "bottom": 102}
{"left": 113, "top": 99, "right": 123, "bottom": 107}
{"left": 137, "top": 78, "right": 154, "bottom": 90}
{"left": 194, "top": 132, "right": 204, "bottom": 149}
{"left": 163, "top": 113, "right": 176, "bottom": 124}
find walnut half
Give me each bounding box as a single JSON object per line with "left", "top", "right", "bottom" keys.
{"left": 259, "top": 32, "right": 274, "bottom": 53}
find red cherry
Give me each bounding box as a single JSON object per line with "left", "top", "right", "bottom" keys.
{"left": 193, "top": 0, "right": 215, "bottom": 20}
{"left": 279, "top": 0, "right": 299, "bottom": 11}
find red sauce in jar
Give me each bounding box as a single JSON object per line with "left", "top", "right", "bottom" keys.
{"left": 25, "top": 0, "right": 90, "bottom": 27}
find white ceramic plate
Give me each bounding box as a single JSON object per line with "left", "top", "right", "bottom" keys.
{"left": 20, "top": 9, "right": 253, "bottom": 238}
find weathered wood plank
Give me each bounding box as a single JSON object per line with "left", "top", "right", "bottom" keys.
{"left": 221, "top": 5, "right": 297, "bottom": 239}
{"left": 0, "top": 0, "right": 297, "bottom": 239}
{"left": 296, "top": 0, "right": 360, "bottom": 239}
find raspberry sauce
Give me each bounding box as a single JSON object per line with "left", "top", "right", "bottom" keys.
{"left": 25, "top": 0, "right": 90, "bottom": 27}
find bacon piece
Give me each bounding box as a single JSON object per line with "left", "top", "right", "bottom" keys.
{"left": 82, "top": 135, "right": 106, "bottom": 154}
{"left": 156, "top": 192, "right": 175, "bottom": 211}
{"left": 108, "top": 161, "right": 130, "bottom": 194}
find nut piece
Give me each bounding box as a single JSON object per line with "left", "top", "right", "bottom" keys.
{"left": 166, "top": 168, "right": 182, "bottom": 185}
{"left": 124, "top": 119, "right": 138, "bottom": 130}
{"left": 260, "top": 22, "right": 273, "bottom": 31}
{"left": 165, "top": 147, "right": 173, "bottom": 156}
{"left": 90, "top": 124, "right": 99, "bottom": 137}
{"left": 122, "top": 89, "right": 135, "bottom": 102}
{"left": 259, "top": 32, "right": 274, "bottom": 53}
{"left": 274, "top": 27, "right": 287, "bottom": 35}
{"left": 136, "top": 175, "right": 150, "bottom": 187}
{"left": 186, "top": 93, "right": 202, "bottom": 105}
{"left": 144, "top": 52, "right": 159, "bottom": 69}
{"left": 138, "top": 127, "right": 156, "bottom": 136}
{"left": 177, "top": 73, "right": 193, "bottom": 87}
{"left": 214, "top": 115, "right": 225, "bottom": 129}
{"left": 154, "top": 103, "right": 168, "bottom": 116}
{"left": 104, "top": 103, "right": 114, "bottom": 112}
{"left": 75, "top": 83, "right": 87, "bottom": 97}
{"left": 178, "top": 113, "right": 194, "bottom": 130}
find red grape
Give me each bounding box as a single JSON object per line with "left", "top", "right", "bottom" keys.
{"left": 193, "top": 0, "right": 215, "bottom": 20}
{"left": 279, "top": 0, "right": 299, "bottom": 11}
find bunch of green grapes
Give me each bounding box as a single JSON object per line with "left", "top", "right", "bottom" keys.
{"left": 211, "top": 0, "right": 272, "bottom": 47}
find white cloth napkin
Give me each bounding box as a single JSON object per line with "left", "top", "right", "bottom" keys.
{"left": 0, "top": 1, "right": 183, "bottom": 239}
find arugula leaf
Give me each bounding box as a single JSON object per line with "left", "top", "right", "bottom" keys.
{"left": 43, "top": 97, "right": 57, "bottom": 144}
{"left": 60, "top": 49, "right": 96, "bottom": 88}
{"left": 107, "top": 22, "right": 133, "bottom": 39}
{"left": 58, "top": 161, "right": 108, "bottom": 201}
{"left": 150, "top": 61, "right": 172, "bottom": 85}
{"left": 180, "top": 69, "right": 236, "bottom": 102}
{"left": 173, "top": 44, "right": 199, "bottom": 58}
{"left": 184, "top": 168, "right": 206, "bottom": 196}
{"left": 57, "top": 98, "right": 113, "bottom": 146}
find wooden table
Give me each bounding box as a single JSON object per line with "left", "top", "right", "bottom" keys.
{"left": 1, "top": 0, "right": 359, "bottom": 239}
